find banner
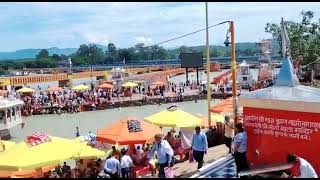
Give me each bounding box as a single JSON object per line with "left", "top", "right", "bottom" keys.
{"left": 243, "top": 107, "right": 320, "bottom": 175}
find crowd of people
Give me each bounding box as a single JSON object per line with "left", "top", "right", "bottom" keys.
{"left": 2, "top": 80, "right": 201, "bottom": 116}
{"left": 0, "top": 76, "right": 276, "bottom": 117}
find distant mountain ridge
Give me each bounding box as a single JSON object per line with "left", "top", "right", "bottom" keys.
{"left": 0, "top": 45, "right": 108, "bottom": 61}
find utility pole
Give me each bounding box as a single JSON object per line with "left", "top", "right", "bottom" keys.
{"left": 230, "top": 21, "right": 238, "bottom": 125}
{"left": 205, "top": 2, "right": 212, "bottom": 128}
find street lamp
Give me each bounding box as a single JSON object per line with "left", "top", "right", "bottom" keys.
{"left": 205, "top": 3, "right": 237, "bottom": 127}
{"left": 205, "top": 2, "right": 212, "bottom": 128}
{"left": 229, "top": 21, "right": 238, "bottom": 125}
{"left": 68, "top": 57, "right": 72, "bottom": 73}
{"left": 88, "top": 52, "right": 92, "bottom": 72}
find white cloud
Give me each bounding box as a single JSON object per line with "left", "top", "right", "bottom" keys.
{"left": 83, "top": 33, "right": 109, "bottom": 45}
{"left": 0, "top": 2, "right": 320, "bottom": 51}
{"left": 134, "top": 36, "right": 153, "bottom": 45}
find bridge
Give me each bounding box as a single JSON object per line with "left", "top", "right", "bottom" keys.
{"left": 0, "top": 71, "right": 110, "bottom": 88}
{"left": 0, "top": 66, "right": 171, "bottom": 88}
{"left": 0, "top": 55, "right": 283, "bottom": 88}
{"left": 72, "top": 56, "right": 282, "bottom": 69}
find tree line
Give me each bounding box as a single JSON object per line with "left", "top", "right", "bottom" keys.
{"left": 0, "top": 42, "right": 263, "bottom": 75}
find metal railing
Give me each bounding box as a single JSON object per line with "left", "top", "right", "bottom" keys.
{"left": 73, "top": 56, "right": 282, "bottom": 68}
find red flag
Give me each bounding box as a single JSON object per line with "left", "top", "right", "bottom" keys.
{"left": 21, "top": 123, "right": 25, "bottom": 130}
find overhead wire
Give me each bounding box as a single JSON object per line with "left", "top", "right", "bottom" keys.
{"left": 144, "top": 21, "right": 231, "bottom": 48}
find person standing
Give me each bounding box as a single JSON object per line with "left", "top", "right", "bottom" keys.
{"left": 281, "top": 154, "right": 318, "bottom": 178}
{"left": 148, "top": 134, "right": 174, "bottom": 178}
{"left": 232, "top": 122, "right": 249, "bottom": 176}
{"left": 75, "top": 126, "right": 80, "bottom": 137}
{"left": 224, "top": 116, "right": 234, "bottom": 154}
{"left": 120, "top": 149, "right": 133, "bottom": 178}
{"left": 191, "top": 126, "right": 208, "bottom": 170}
{"left": 104, "top": 152, "right": 120, "bottom": 178}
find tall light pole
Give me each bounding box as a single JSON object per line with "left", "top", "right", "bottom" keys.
{"left": 68, "top": 57, "right": 72, "bottom": 73}
{"left": 230, "top": 21, "right": 238, "bottom": 125}
{"left": 205, "top": 2, "right": 212, "bottom": 128}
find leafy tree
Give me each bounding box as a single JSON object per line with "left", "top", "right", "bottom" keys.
{"left": 36, "top": 49, "right": 49, "bottom": 60}
{"left": 0, "top": 68, "right": 8, "bottom": 75}
{"left": 265, "top": 10, "right": 320, "bottom": 65}
{"left": 134, "top": 43, "right": 147, "bottom": 60}
{"left": 35, "top": 58, "right": 57, "bottom": 68}
{"left": 105, "top": 43, "right": 118, "bottom": 63}
{"left": 178, "top": 46, "right": 190, "bottom": 54}
{"left": 52, "top": 54, "right": 62, "bottom": 61}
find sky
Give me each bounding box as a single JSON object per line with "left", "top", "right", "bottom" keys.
{"left": 0, "top": 2, "right": 320, "bottom": 52}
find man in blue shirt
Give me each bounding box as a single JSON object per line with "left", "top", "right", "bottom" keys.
{"left": 148, "top": 133, "right": 174, "bottom": 178}
{"left": 191, "top": 126, "right": 208, "bottom": 170}
{"left": 104, "top": 152, "right": 120, "bottom": 178}
{"left": 232, "top": 122, "right": 249, "bottom": 176}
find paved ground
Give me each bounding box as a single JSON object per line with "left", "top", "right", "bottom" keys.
{"left": 200, "top": 155, "right": 236, "bottom": 178}
{"left": 173, "top": 144, "right": 229, "bottom": 178}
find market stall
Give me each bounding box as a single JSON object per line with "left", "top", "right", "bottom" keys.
{"left": 96, "top": 117, "right": 163, "bottom": 177}
{"left": 145, "top": 106, "right": 203, "bottom": 160}
{"left": 0, "top": 132, "right": 81, "bottom": 171}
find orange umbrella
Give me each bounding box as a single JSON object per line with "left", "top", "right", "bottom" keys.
{"left": 47, "top": 87, "right": 62, "bottom": 92}
{"left": 152, "top": 80, "right": 166, "bottom": 86}
{"left": 96, "top": 116, "right": 163, "bottom": 145}
{"left": 209, "top": 98, "right": 234, "bottom": 114}
{"left": 210, "top": 104, "right": 233, "bottom": 113}
{"left": 98, "top": 83, "right": 113, "bottom": 89}
{"left": 0, "top": 165, "right": 55, "bottom": 178}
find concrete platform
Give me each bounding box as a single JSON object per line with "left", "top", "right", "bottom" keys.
{"left": 173, "top": 144, "right": 229, "bottom": 178}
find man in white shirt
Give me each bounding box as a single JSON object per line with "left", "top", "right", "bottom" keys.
{"left": 120, "top": 149, "right": 133, "bottom": 178}
{"left": 224, "top": 116, "right": 234, "bottom": 154}
{"left": 104, "top": 152, "right": 120, "bottom": 178}
{"left": 282, "top": 154, "right": 318, "bottom": 178}
{"left": 135, "top": 146, "right": 144, "bottom": 165}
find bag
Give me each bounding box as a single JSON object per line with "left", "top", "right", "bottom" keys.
{"left": 189, "top": 150, "right": 194, "bottom": 163}
{"left": 164, "top": 167, "right": 174, "bottom": 178}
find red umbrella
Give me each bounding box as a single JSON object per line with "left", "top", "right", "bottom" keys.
{"left": 98, "top": 83, "right": 113, "bottom": 89}
{"left": 47, "top": 87, "right": 62, "bottom": 92}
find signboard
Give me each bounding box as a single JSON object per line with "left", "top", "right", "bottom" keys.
{"left": 243, "top": 107, "right": 320, "bottom": 175}
{"left": 180, "top": 52, "right": 203, "bottom": 68}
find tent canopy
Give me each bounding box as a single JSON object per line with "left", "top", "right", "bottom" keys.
{"left": 121, "top": 82, "right": 138, "bottom": 88}
{"left": 197, "top": 113, "right": 225, "bottom": 128}
{"left": 0, "top": 141, "right": 16, "bottom": 152}
{"left": 0, "top": 135, "right": 81, "bottom": 171}
{"left": 17, "top": 88, "right": 34, "bottom": 93}
{"left": 96, "top": 117, "right": 162, "bottom": 145}
{"left": 210, "top": 98, "right": 234, "bottom": 114}
{"left": 72, "top": 84, "right": 89, "bottom": 91}
{"left": 144, "top": 106, "right": 203, "bottom": 128}
{"left": 72, "top": 138, "right": 106, "bottom": 160}
{"left": 98, "top": 83, "right": 113, "bottom": 89}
